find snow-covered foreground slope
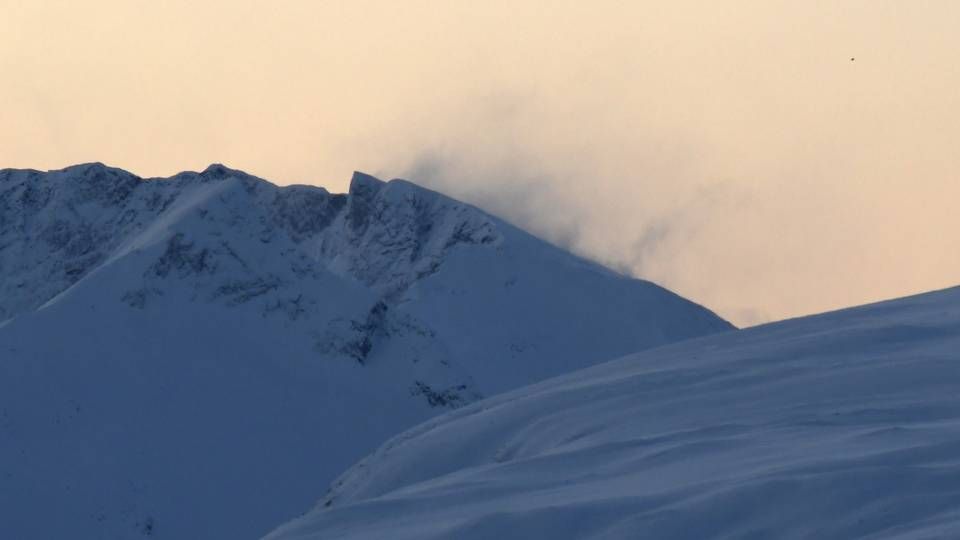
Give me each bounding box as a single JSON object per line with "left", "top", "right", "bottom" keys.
{"left": 268, "top": 286, "right": 960, "bottom": 540}
{"left": 0, "top": 164, "right": 730, "bottom": 539}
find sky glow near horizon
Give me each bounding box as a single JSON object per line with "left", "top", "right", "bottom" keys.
{"left": 2, "top": 1, "right": 959, "bottom": 325}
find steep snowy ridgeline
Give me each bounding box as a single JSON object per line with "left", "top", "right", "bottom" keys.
{"left": 0, "top": 163, "right": 731, "bottom": 540}
{"left": 0, "top": 163, "right": 732, "bottom": 392}
{"left": 268, "top": 286, "right": 960, "bottom": 540}
{"left": 0, "top": 163, "right": 342, "bottom": 321}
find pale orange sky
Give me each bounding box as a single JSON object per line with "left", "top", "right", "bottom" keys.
{"left": 2, "top": 1, "right": 959, "bottom": 325}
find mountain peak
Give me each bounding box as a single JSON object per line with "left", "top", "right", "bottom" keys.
{"left": 63, "top": 161, "right": 108, "bottom": 172}
{"left": 349, "top": 171, "right": 385, "bottom": 197}
{"left": 57, "top": 162, "right": 138, "bottom": 179}
{"left": 0, "top": 160, "right": 733, "bottom": 540}
{"left": 200, "top": 163, "right": 244, "bottom": 179}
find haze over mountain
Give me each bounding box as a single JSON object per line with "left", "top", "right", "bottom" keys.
{"left": 268, "top": 285, "right": 960, "bottom": 540}
{"left": 0, "top": 163, "right": 731, "bottom": 539}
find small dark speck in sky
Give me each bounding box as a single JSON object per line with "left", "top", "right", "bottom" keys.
{"left": 851, "top": 57, "right": 855, "bottom": 61}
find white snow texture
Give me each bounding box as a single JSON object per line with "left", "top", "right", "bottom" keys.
{"left": 268, "top": 285, "right": 960, "bottom": 540}
{"left": 0, "top": 163, "right": 731, "bottom": 539}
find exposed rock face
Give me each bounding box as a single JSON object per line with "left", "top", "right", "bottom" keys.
{"left": 0, "top": 165, "right": 502, "bottom": 322}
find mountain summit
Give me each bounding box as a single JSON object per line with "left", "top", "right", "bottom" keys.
{"left": 0, "top": 164, "right": 731, "bottom": 539}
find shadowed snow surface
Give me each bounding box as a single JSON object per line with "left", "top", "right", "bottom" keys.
{"left": 0, "top": 164, "right": 730, "bottom": 539}
{"left": 267, "top": 286, "right": 960, "bottom": 540}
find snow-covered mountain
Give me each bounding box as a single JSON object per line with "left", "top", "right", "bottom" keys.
{"left": 268, "top": 286, "right": 960, "bottom": 540}
{"left": 0, "top": 163, "right": 731, "bottom": 540}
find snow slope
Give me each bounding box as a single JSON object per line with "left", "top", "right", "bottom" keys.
{"left": 268, "top": 286, "right": 960, "bottom": 540}
{"left": 0, "top": 163, "right": 731, "bottom": 539}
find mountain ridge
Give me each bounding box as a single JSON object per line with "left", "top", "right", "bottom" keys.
{"left": 0, "top": 163, "right": 604, "bottom": 319}
{"left": 0, "top": 163, "right": 732, "bottom": 539}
